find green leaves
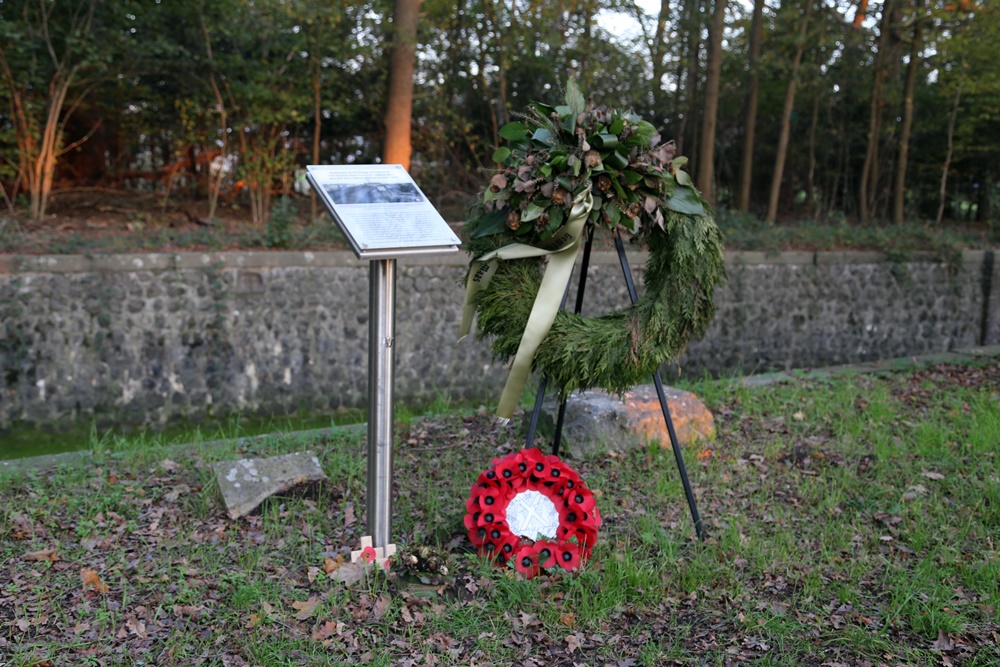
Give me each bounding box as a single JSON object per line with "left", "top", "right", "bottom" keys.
{"left": 498, "top": 122, "right": 530, "bottom": 142}
{"left": 665, "top": 186, "right": 707, "bottom": 216}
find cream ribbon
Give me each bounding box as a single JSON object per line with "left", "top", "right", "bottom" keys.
{"left": 460, "top": 189, "right": 594, "bottom": 422}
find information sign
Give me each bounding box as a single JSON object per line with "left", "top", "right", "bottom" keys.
{"left": 306, "top": 164, "right": 461, "bottom": 259}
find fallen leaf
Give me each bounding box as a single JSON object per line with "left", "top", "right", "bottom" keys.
{"left": 307, "top": 566, "right": 321, "bottom": 583}
{"left": 560, "top": 612, "right": 577, "bottom": 627}
{"left": 931, "top": 629, "right": 955, "bottom": 652}
{"left": 372, "top": 594, "right": 391, "bottom": 620}
{"left": 696, "top": 448, "right": 713, "bottom": 461}
{"left": 81, "top": 568, "right": 109, "bottom": 593}
{"left": 220, "top": 654, "right": 250, "bottom": 667}
{"left": 328, "top": 561, "right": 367, "bottom": 586}
{"left": 125, "top": 615, "right": 146, "bottom": 638}
{"left": 260, "top": 601, "right": 277, "bottom": 619}
{"left": 164, "top": 484, "right": 191, "bottom": 502}
{"left": 344, "top": 503, "right": 356, "bottom": 527}
{"left": 311, "top": 620, "right": 338, "bottom": 640}
{"left": 922, "top": 470, "right": 945, "bottom": 480}
{"left": 23, "top": 548, "right": 59, "bottom": 563}
{"left": 565, "top": 633, "right": 584, "bottom": 654}
{"left": 16, "top": 618, "right": 30, "bottom": 632}
{"left": 173, "top": 604, "right": 205, "bottom": 619}
{"left": 292, "top": 598, "right": 320, "bottom": 621}
{"left": 324, "top": 555, "right": 344, "bottom": 575}
{"left": 793, "top": 411, "right": 805, "bottom": 420}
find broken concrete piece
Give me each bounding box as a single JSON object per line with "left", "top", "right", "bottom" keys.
{"left": 544, "top": 385, "right": 715, "bottom": 459}
{"left": 214, "top": 451, "right": 327, "bottom": 519}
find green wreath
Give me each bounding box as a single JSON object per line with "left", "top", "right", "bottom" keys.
{"left": 461, "top": 80, "right": 726, "bottom": 421}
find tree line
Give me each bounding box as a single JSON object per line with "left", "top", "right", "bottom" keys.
{"left": 0, "top": 0, "right": 996, "bottom": 227}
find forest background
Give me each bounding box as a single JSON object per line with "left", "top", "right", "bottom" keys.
{"left": 0, "top": 0, "right": 997, "bottom": 246}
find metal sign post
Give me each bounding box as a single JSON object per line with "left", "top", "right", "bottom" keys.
{"left": 367, "top": 258, "right": 396, "bottom": 549}
{"left": 306, "top": 164, "right": 461, "bottom": 563}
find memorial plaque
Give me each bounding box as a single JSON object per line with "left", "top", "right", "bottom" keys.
{"left": 306, "top": 164, "right": 461, "bottom": 259}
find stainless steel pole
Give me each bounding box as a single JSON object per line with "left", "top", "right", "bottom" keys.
{"left": 367, "top": 258, "right": 396, "bottom": 548}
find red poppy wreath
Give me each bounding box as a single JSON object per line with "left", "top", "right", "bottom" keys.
{"left": 464, "top": 448, "right": 601, "bottom": 578}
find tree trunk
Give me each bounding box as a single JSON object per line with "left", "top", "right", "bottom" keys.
{"left": 310, "top": 24, "right": 322, "bottom": 222}
{"left": 678, "top": 0, "right": 703, "bottom": 156}
{"left": 936, "top": 82, "right": 962, "bottom": 225}
{"left": 859, "top": 0, "right": 897, "bottom": 223}
{"left": 976, "top": 170, "right": 993, "bottom": 224}
{"left": 765, "top": 0, "right": 813, "bottom": 224}
{"left": 651, "top": 0, "right": 671, "bottom": 120}
{"left": 697, "top": 0, "right": 728, "bottom": 205}
{"left": 0, "top": 1, "right": 96, "bottom": 222}
{"left": 382, "top": 0, "right": 423, "bottom": 170}
{"left": 736, "top": 0, "right": 765, "bottom": 212}
{"left": 852, "top": 0, "right": 870, "bottom": 30}
{"left": 807, "top": 87, "right": 820, "bottom": 217}
{"left": 199, "top": 3, "right": 228, "bottom": 223}
{"left": 892, "top": 7, "right": 923, "bottom": 225}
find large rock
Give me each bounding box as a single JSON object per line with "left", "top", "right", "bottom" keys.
{"left": 214, "top": 451, "right": 328, "bottom": 519}
{"left": 542, "top": 385, "right": 715, "bottom": 459}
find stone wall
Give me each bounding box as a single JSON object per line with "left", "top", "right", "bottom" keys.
{"left": 0, "top": 249, "right": 995, "bottom": 430}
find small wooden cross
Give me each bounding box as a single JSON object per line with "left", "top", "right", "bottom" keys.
{"left": 350, "top": 535, "right": 397, "bottom": 569}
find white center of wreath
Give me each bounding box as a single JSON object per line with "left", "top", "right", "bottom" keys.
{"left": 506, "top": 490, "right": 560, "bottom": 540}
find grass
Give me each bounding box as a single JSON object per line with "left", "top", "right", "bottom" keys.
{"left": 0, "top": 360, "right": 998, "bottom": 665}
{"left": 715, "top": 209, "right": 998, "bottom": 255}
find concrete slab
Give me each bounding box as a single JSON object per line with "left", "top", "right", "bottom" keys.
{"left": 213, "top": 450, "right": 328, "bottom": 519}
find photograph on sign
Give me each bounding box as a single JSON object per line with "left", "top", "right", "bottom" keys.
{"left": 307, "top": 164, "right": 461, "bottom": 259}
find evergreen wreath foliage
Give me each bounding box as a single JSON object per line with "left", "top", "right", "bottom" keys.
{"left": 464, "top": 80, "right": 726, "bottom": 398}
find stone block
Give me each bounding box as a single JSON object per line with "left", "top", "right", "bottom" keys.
{"left": 214, "top": 451, "right": 328, "bottom": 519}
{"left": 545, "top": 385, "right": 715, "bottom": 459}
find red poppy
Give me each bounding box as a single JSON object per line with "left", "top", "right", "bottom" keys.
{"left": 476, "top": 506, "right": 506, "bottom": 527}
{"left": 534, "top": 540, "right": 558, "bottom": 568}
{"left": 552, "top": 542, "right": 581, "bottom": 570}
{"left": 565, "top": 488, "right": 597, "bottom": 513}
{"left": 360, "top": 546, "right": 378, "bottom": 564}
{"left": 497, "top": 459, "right": 527, "bottom": 489}
{"left": 514, "top": 544, "right": 540, "bottom": 579}
{"left": 468, "top": 526, "right": 488, "bottom": 546}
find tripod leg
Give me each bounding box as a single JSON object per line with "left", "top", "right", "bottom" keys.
{"left": 614, "top": 231, "right": 705, "bottom": 541}
{"left": 524, "top": 377, "right": 548, "bottom": 448}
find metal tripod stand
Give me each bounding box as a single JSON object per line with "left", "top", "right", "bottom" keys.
{"left": 522, "top": 226, "right": 706, "bottom": 541}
